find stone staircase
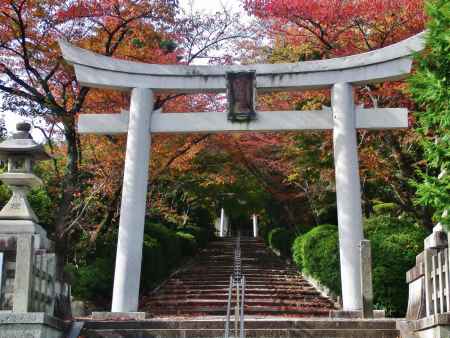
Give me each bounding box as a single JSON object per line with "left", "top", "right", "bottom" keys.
{"left": 143, "top": 237, "right": 336, "bottom": 317}
{"left": 81, "top": 237, "right": 401, "bottom": 337}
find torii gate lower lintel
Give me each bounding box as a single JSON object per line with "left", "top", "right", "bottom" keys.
{"left": 59, "top": 32, "right": 425, "bottom": 314}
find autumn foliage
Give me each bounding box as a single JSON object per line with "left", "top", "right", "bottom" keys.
{"left": 0, "top": 0, "right": 443, "bottom": 315}
{"left": 245, "top": 0, "right": 424, "bottom": 56}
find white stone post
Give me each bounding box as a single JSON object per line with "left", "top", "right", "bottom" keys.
{"left": 332, "top": 82, "right": 364, "bottom": 312}
{"left": 111, "top": 88, "right": 153, "bottom": 313}
{"left": 360, "top": 240, "right": 373, "bottom": 318}
{"left": 252, "top": 214, "right": 258, "bottom": 238}
{"left": 220, "top": 208, "right": 225, "bottom": 238}
{"left": 13, "top": 235, "right": 34, "bottom": 312}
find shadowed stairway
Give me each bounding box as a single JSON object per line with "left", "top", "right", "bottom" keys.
{"left": 81, "top": 237, "right": 401, "bottom": 337}
{"left": 143, "top": 237, "right": 336, "bottom": 317}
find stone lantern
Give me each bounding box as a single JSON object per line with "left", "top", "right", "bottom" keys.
{"left": 0, "top": 122, "right": 50, "bottom": 222}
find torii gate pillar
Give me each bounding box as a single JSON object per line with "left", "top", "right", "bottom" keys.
{"left": 332, "top": 83, "right": 364, "bottom": 311}
{"left": 111, "top": 88, "right": 153, "bottom": 313}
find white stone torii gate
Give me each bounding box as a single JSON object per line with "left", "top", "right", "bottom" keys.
{"left": 59, "top": 32, "right": 425, "bottom": 314}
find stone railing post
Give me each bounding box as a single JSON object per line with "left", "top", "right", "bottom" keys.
{"left": 12, "top": 234, "right": 34, "bottom": 312}
{"left": 360, "top": 240, "right": 373, "bottom": 318}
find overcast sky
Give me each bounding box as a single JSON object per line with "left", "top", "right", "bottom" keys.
{"left": 3, "top": 0, "right": 245, "bottom": 140}
{"left": 180, "top": 0, "right": 244, "bottom": 13}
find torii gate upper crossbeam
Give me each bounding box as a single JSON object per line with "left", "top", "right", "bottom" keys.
{"left": 59, "top": 32, "right": 425, "bottom": 92}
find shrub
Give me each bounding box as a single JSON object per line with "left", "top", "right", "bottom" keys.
{"left": 365, "top": 215, "right": 427, "bottom": 316}
{"left": 145, "top": 222, "right": 181, "bottom": 267}
{"left": 71, "top": 221, "right": 212, "bottom": 303}
{"left": 178, "top": 224, "right": 210, "bottom": 248}
{"left": 291, "top": 217, "right": 427, "bottom": 316}
{"left": 0, "top": 183, "right": 11, "bottom": 208}
{"left": 292, "top": 224, "right": 341, "bottom": 294}
{"left": 258, "top": 223, "right": 272, "bottom": 245}
{"left": 268, "top": 227, "right": 295, "bottom": 257}
{"left": 291, "top": 233, "right": 307, "bottom": 271}
{"left": 176, "top": 231, "right": 198, "bottom": 256}
{"left": 28, "top": 188, "right": 54, "bottom": 228}
{"left": 141, "top": 235, "right": 166, "bottom": 289}
{"left": 69, "top": 258, "right": 114, "bottom": 301}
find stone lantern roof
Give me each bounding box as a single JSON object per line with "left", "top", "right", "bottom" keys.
{"left": 0, "top": 122, "right": 50, "bottom": 161}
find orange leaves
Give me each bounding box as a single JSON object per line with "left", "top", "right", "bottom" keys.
{"left": 238, "top": 0, "right": 427, "bottom": 216}
{"left": 245, "top": 0, "right": 425, "bottom": 57}
{"left": 55, "top": 0, "right": 177, "bottom": 24}
{"left": 79, "top": 134, "right": 126, "bottom": 196}
{"left": 55, "top": 1, "right": 106, "bottom": 22}
{"left": 358, "top": 142, "right": 391, "bottom": 182}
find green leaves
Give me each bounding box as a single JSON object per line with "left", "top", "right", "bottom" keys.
{"left": 410, "top": 0, "right": 450, "bottom": 227}
{"left": 292, "top": 216, "right": 427, "bottom": 316}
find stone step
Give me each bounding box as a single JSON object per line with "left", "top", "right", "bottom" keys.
{"left": 191, "top": 262, "right": 290, "bottom": 266}
{"left": 84, "top": 328, "right": 400, "bottom": 337}
{"left": 157, "top": 288, "right": 320, "bottom": 295}
{"left": 161, "top": 283, "right": 317, "bottom": 290}
{"left": 146, "top": 305, "right": 332, "bottom": 316}
{"left": 176, "top": 268, "right": 298, "bottom": 271}
{"left": 146, "top": 299, "right": 333, "bottom": 307}
{"left": 164, "top": 280, "right": 314, "bottom": 286}
{"left": 174, "top": 274, "right": 303, "bottom": 279}
{"left": 172, "top": 277, "right": 302, "bottom": 282}
{"left": 150, "top": 293, "right": 327, "bottom": 300}
{"left": 166, "top": 280, "right": 312, "bottom": 286}
{"left": 142, "top": 237, "right": 336, "bottom": 318}
{"left": 164, "top": 276, "right": 310, "bottom": 283}
{"left": 153, "top": 289, "right": 323, "bottom": 297}
{"left": 182, "top": 270, "right": 299, "bottom": 275}
{"left": 83, "top": 319, "right": 398, "bottom": 330}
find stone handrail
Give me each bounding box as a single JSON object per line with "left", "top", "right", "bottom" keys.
{"left": 402, "top": 227, "right": 450, "bottom": 336}
{"left": 0, "top": 232, "right": 70, "bottom": 316}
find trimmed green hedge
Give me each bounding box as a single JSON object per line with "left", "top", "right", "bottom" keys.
{"left": 365, "top": 216, "right": 427, "bottom": 315}
{"left": 178, "top": 224, "right": 210, "bottom": 248}
{"left": 144, "top": 222, "right": 182, "bottom": 268}
{"left": 292, "top": 224, "right": 341, "bottom": 294}
{"left": 72, "top": 221, "right": 204, "bottom": 301}
{"left": 291, "top": 216, "right": 427, "bottom": 316}
{"left": 176, "top": 231, "right": 197, "bottom": 256}
{"left": 268, "top": 227, "right": 295, "bottom": 257}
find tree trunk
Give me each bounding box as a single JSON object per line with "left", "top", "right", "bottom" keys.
{"left": 53, "top": 118, "right": 79, "bottom": 318}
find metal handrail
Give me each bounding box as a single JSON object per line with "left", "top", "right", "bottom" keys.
{"left": 240, "top": 275, "right": 245, "bottom": 338}
{"left": 224, "top": 234, "right": 245, "bottom": 338}
{"left": 225, "top": 275, "right": 233, "bottom": 338}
